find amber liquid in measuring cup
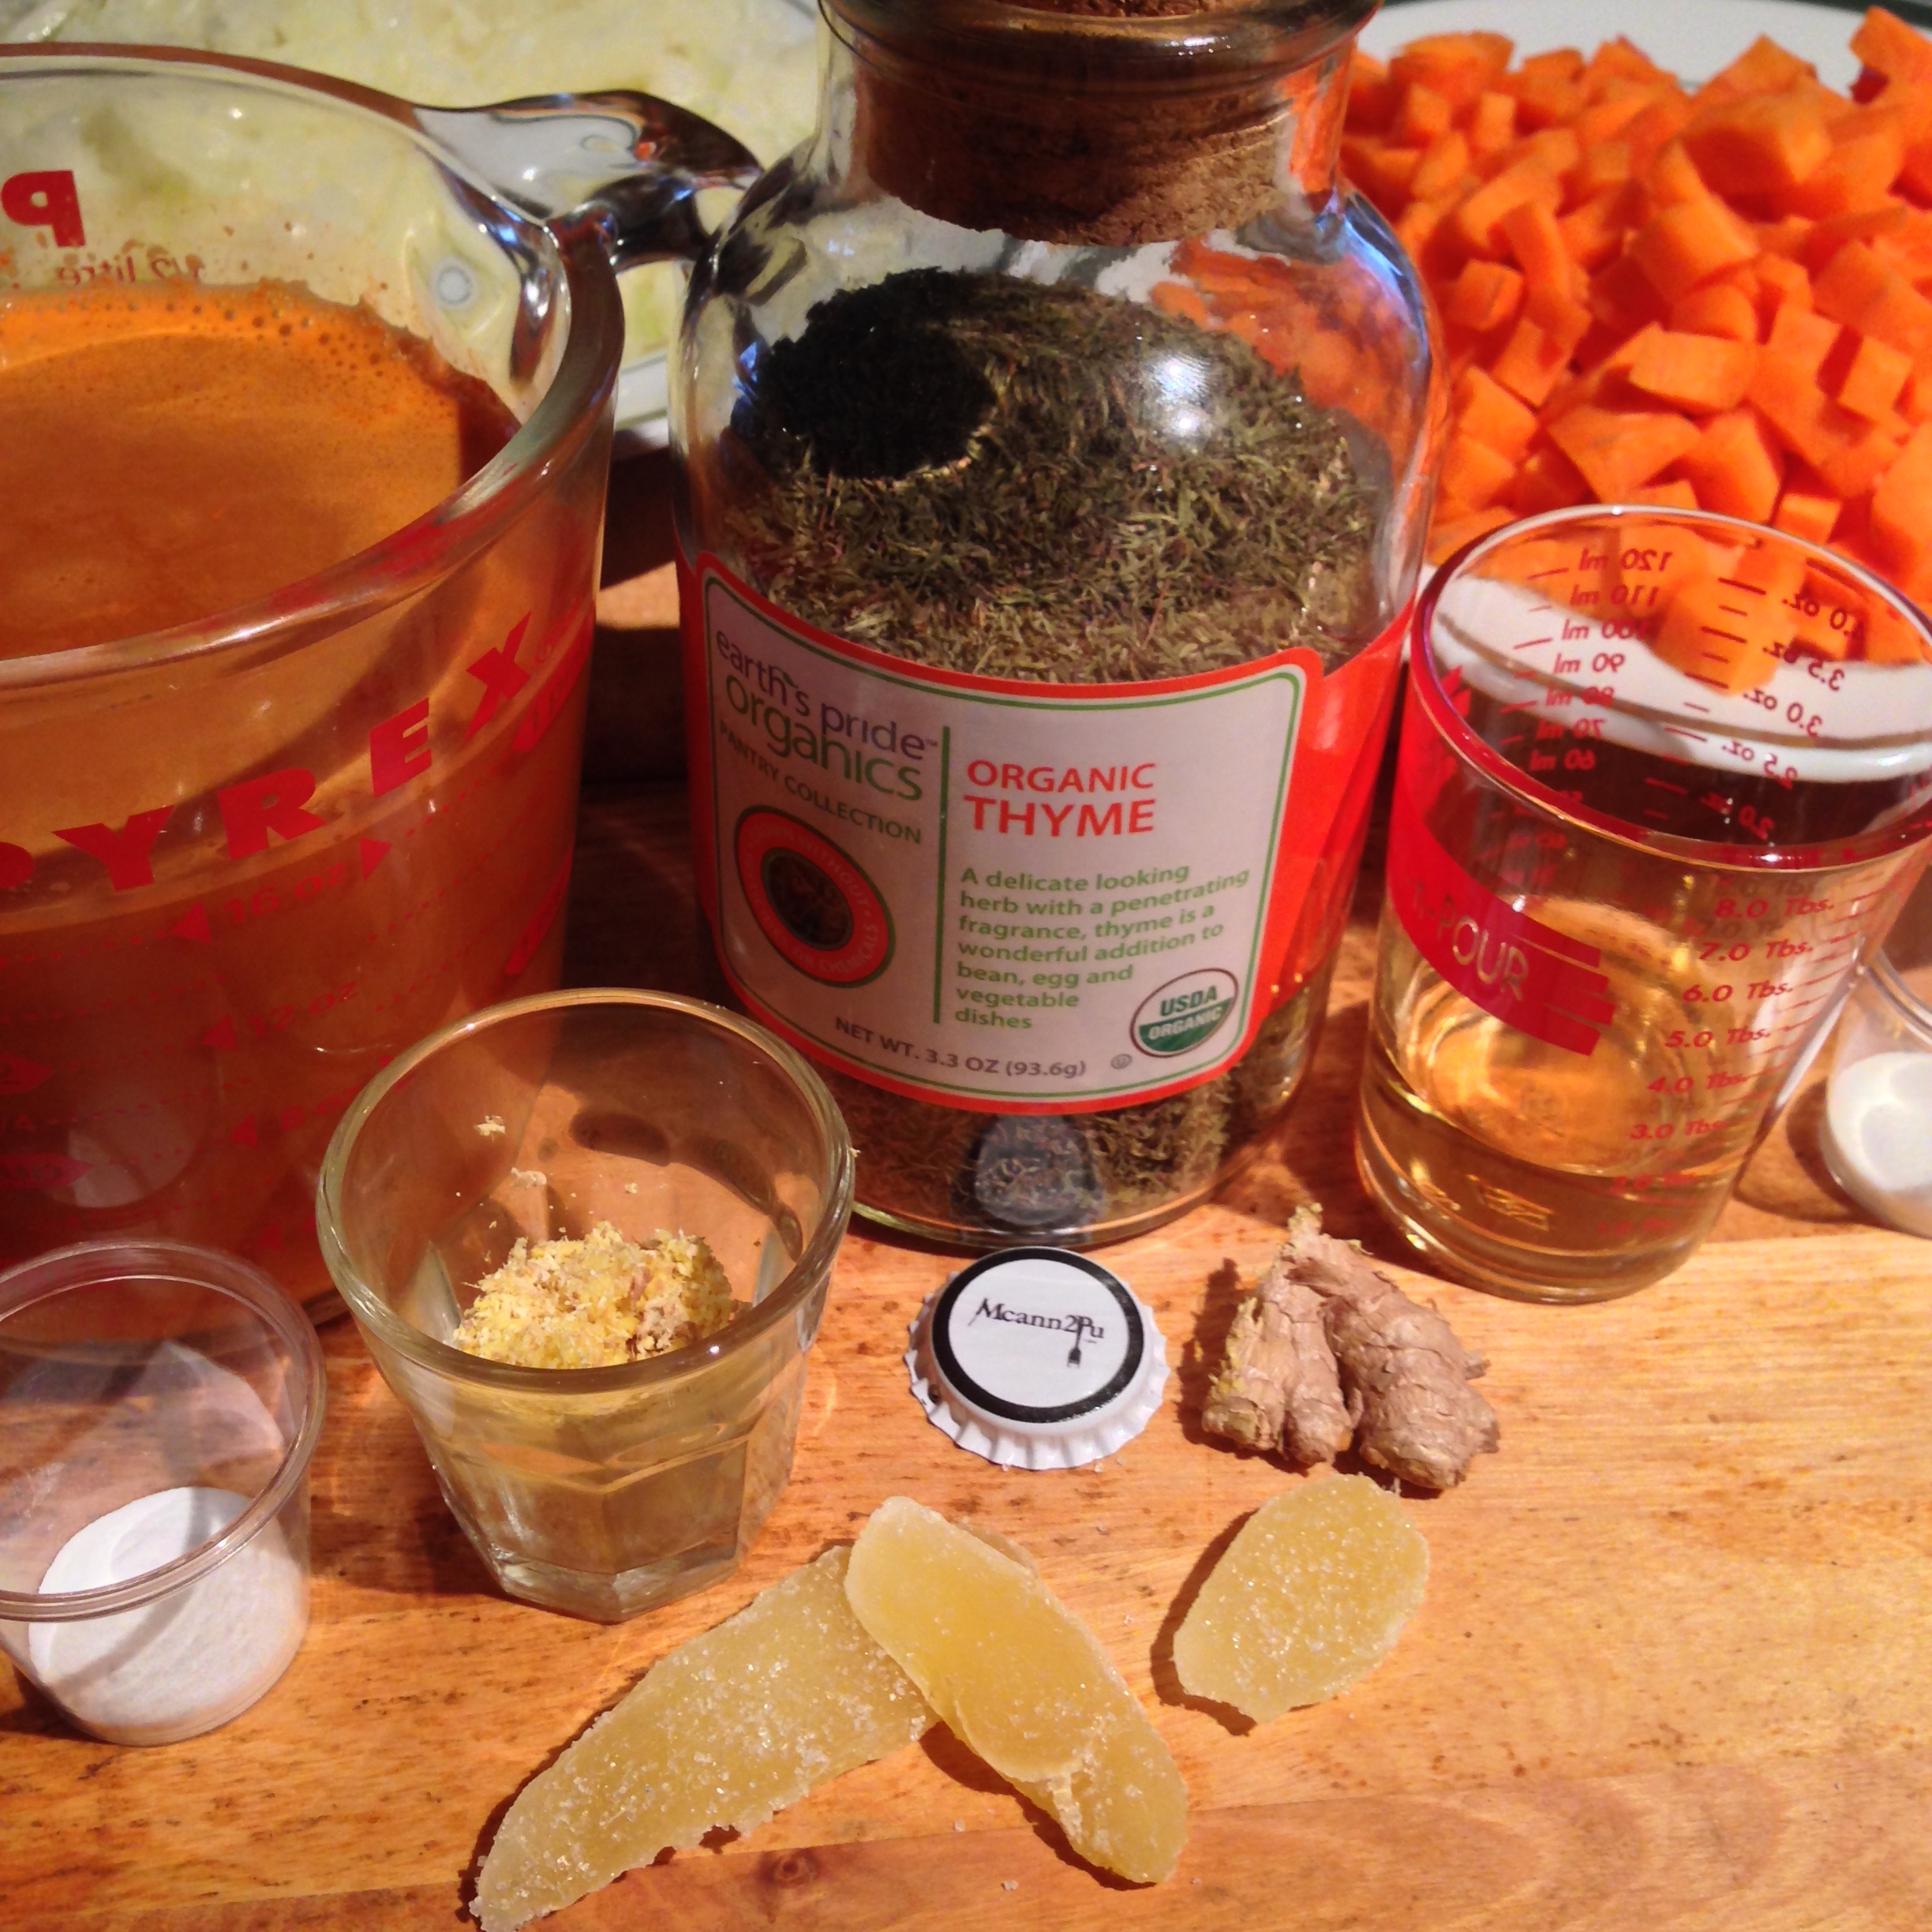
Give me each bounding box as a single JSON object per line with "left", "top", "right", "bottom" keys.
{"left": 0, "top": 281, "right": 597, "bottom": 1298}
{"left": 1358, "top": 509, "right": 1932, "bottom": 1301}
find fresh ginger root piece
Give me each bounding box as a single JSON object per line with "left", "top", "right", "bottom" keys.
{"left": 1173, "top": 1475, "right": 1428, "bottom": 1722}
{"left": 472, "top": 1548, "right": 934, "bottom": 1932}
{"left": 1204, "top": 1206, "right": 1499, "bottom": 1489}
{"left": 1201, "top": 1247, "right": 1351, "bottom": 1463}
{"left": 844, "top": 1496, "right": 1188, "bottom": 1885}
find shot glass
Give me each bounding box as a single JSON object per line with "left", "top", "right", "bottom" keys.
{"left": 0, "top": 1241, "right": 324, "bottom": 1745}
{"left": 1823, "top": 864, "right": 1932, "bottom": 1235}
{"left": 316, "top": 989, "right": 854, "bottom": 1622}
{"left": 1357, "top": 507, "right": 1932, "bottom": 1301}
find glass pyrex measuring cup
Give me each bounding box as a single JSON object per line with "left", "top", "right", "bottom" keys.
{"left": 1360, "top": 506, "right": 1932, "bottom": 1301}
{"left": 0, "top": 49, "right": 757, "bottom": 1304}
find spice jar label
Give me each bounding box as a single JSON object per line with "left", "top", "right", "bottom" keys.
{"left": 682, "top": 551, "right": 1402, "bottom": 1114}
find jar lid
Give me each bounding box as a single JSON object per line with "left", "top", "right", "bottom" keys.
{"left": 905, "top": 1247, "right": 1168, "bottom": 1470}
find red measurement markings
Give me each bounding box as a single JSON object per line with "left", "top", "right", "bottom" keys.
{"left": 0, "top": 1151, "right": 92, "bottom": 1190}
{"left": 200, "top": 982, "right": 357, "bottom": 1053}
{"left": 228, "top": 1084, "right": 364, "bottom": 1149}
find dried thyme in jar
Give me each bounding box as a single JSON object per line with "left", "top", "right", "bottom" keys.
{"left": 671, "top": 0, "right": 1437, "bottom": 1246}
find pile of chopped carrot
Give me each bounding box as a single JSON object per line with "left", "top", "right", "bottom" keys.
{"left": 1334, "top": 6, "right": 1932, "bottom": 621}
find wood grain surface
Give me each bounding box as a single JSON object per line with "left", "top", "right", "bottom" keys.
{"left": 3, "top": 782, "right": 1928, "bottom": 1932}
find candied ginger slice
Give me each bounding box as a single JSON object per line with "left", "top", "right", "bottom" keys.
{"left": 472, "top": 1548, "right": 934, "bottom": 1932}
{"left": 844, "top": 1496, "right": 1187, "bottom": 1884}
{"left": 1173, "top": 1473, "right": 1427, "bottom": 1723}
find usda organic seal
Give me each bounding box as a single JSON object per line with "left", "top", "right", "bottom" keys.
{"left": 1131, "top": 968, "right": 1238, "bottom": 1057}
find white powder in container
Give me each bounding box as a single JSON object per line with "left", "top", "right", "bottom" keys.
{"left": 21, "top": 1485, "right": 307, "bottom": 1746}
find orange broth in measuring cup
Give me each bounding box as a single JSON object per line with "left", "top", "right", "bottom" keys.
{"left": 0, "top": 282, "right": 518, "bottom": 654}
{"left": 0, "top": 280, "right": 600, "bottom": 1299}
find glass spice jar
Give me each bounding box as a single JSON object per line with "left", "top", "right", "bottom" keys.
{"left": 671, "top": 0, "right": 1440, "bottom": 1248}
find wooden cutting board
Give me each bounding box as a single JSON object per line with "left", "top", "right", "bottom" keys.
{"left": 3, "top": 785, "right": 1928, "bottom": 1932}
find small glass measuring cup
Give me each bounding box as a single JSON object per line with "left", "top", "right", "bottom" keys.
{"left": 0, "top": 1240, "right": 325, "bottom": 1743}
{"left": 1359, "top": 507, "right": 1932, "bottom": 1301}
{"left": 1822, "top": 863, "right": 1932, "bottom": 1235}
{"left": 0, "top": 50, "right": 758, "bottom": 1304}
{"left": 317, "top": 989, "right": 852, "bottom": 1621}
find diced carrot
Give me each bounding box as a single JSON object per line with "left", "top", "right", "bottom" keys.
{"left": 1780, "top": 125, "right": 1907, "bottom": 217}
{"left": 1342, "top": 135, "right": 1422, "bottom": 213}
{"left": 1813, "top": 237, "right": 1932, "bottom": 359}
{"left": 1767, "top": 301, "right": 1843, "bottom": 376}
{"left": 1390, "top": 32, "right": 1515, "bottom": 113}
{"left": 1629, "top": 196, "right": 1762, "bottom": 302}
{"left": 1755, "top": 215, "right": 1816, "bottom": 260}
{"left": 1623, "top": 88, "right": 1696, "bottom": 169}
{"left": 1904, "top": 363, "right": 1932, "bottom": 422}
{"left": 1785, "top": 562, "right": 1861, "bottom": 657}
{"left": 1800, "top": 200, "right": 1916, "bottom": 271}
{"left": 1395, "top": 81, "right": 1456, "bottom": 147}
{"left": 1676, "top": 406, "right": 1785, "bottom": 519}
{"left": 1412, "top": 128, "right": 1473, "bottom": 200}
{"left": 1346, "top": 49, "right": 1397, "bottom": 132}
{"left": 1500, "top": 200, "right": 1575, "bottom": 290}
{"left": 1627, "top": 329, "right": 1759, "bottom": 410}
{"left": 1573, "top": 89, "right": 1654, "bottom": 150}
{"left": 1445, "top": 257, "right": 1526, "bottom": 332}
{"left": 1546, "top": 403, "right": 1700, "bottom": 497}
{"left": 1628, "top": 478, "right": 1700, "bottom": 507}
{"left": 1754, "top": 251, "right": 1814, "bottom": 310}
{"left": 1511, "top": 443, "right": 1591, "bottom": 513}
{"left": 1867, "top": 417, "right": 1932, "bottom": 579}
{"left": 1644, "top": 140, "right": 1709, "bottom": 208}
{"left": 1439, "top": 429, "right": 1519, "bottom": 511}
{"left": 1586, "top": 38, "right": 1674, "bottom": 92}
{"left": 1470, "top": 90, "right": 1518, "bottom": 158}
{"left": 1694, "top": 36, "right": 1821, "bottom": 110}
{"left": 1650, "top": 571, "right": 1784, "bottom": 692}
{"left": 1451, "top": 155, "right": 1563, "bottom": 256}
{"left": 1774, "top": 488, "right": 1844, "bottom": 542}
{"left": 1839, "top": 331, "right": 1915, "bottom": 416}
{"left": 1571, "top": 140, "right": 1635, "bottom": 197}
{"left": 1149, "top": 281, "right": 1211, "bottom": 327}
{"left": 1426, "top": 506, "right": 1516, "bottom": 564}
{"left": 1454, "top": 364, "right": 1541, "bottom": 458}
{"left": 1489, "top": 316, "right": 1571, "bottom": 406}
{"left": 1559, "top": 187, "right": 1636, "bottom": 269}
{"left": 1851, "top": 8, "right": 1932, "bottom": 92}
{"left": 1670, "top": 281, "right": 1761, "bottom": 342}
{"left": 1591, "top": 253, "right": 1671, "bottom": 335}
{"left": 1506, "top": 50, "right": 1588, "bottom": 129}
{"left": 1683, "top": 89, "right": 1834, "bottom": 196}
{"left": 1395, "top": 193, "right": 1457, "bottom": 265}
{"left": 1749, "top": 346, "right": 1902, "bottom": 494}
{"left": 1864, "top": 599, "right": 1932, "bottom": 661}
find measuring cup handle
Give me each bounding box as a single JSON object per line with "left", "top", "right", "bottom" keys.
{"left": 414, "top": 93, "right": 764, "bottom": 268}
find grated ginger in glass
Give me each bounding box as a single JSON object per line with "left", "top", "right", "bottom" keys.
{"left": 472, "top": 1546, "right": 934, "bottom": 1931}
{"left": 1172, "top": 1473, "right": 1427, "bottom": 1722}
{"left": 451, "top": 1222, "right": 739, "bottom": 1369}
{"left": 844, "top": 1496, "right": 1188, "bottom": 1884}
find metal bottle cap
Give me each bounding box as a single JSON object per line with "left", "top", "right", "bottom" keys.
{"left": 905, "top": 1246, "right": 1168, "bottom": 1470}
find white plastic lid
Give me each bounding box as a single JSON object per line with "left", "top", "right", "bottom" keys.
{"left": 905, "top": 1247, "right": 1169, "bottom": 1470}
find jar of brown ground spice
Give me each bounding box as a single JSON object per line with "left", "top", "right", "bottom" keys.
{"left": 671, "top": 0, "right": 1440, "bottom": 1248}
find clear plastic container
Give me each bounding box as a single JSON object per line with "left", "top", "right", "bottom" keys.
{"left": 317, "top": 988, "right": 853, "bottom": 1621}
{"left": 670, "top": 0, "right": 1439, "bottom": 1249}
{"left": 1824, "top": 867, "right": 1932, "bottom": 1237}
{"left": 0, "top": 1241, "right": 324, "bottom": 1744}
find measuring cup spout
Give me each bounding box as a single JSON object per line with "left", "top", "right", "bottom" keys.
{"left": 414, "top": 93, "right": 765, "bottom": 271}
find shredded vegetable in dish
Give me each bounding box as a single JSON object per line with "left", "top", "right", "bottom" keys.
{"left": 0, "top": 0, "right": 818, "bottom": 414}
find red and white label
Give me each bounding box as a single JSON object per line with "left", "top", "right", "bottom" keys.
{"left": 1387, "top": 771, "right": 1616, "bottom": 1058}
{"left": 681, "top": 549, "right": 1402, "bottom": 1114}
